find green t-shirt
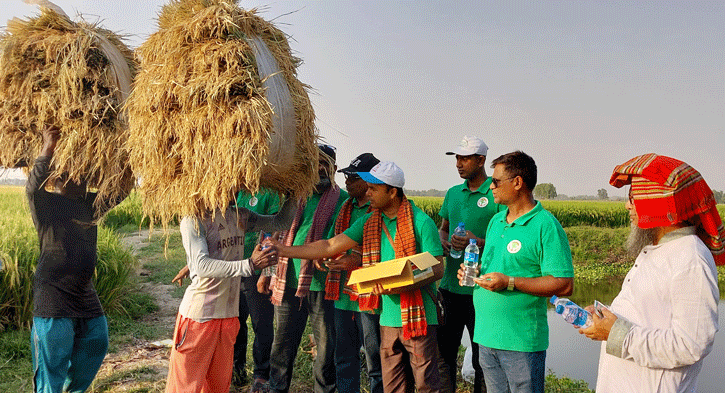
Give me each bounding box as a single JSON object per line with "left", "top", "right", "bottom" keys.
{"left": 439, "top": 178, "right": 503, "bottom": 295}
{"left": 344, "top": 201, "right": 443, "bottom": 327}
{"left": 473, "top": 202, "right": 573, "bottom": 352}
{"left": 236, "top": 189, "right": 281, "bottom": 260}
{"left": 334, "top": 198, "right": 371, "bottom": 312}
{"left": 286, "top": 189, "right": 349, "bottom": 291}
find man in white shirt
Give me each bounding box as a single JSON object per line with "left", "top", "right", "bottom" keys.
{"left": 580, "top": 154, "right": 723, "bottom": 393}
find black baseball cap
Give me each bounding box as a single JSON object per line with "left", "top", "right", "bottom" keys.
{"left": 337, "top": 153, "right": 380, "bottom": 174}
{"left": 318, "top": 144, "right": 337, "bottom": 161}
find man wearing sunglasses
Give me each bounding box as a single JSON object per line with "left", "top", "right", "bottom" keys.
{"left": 438, "top": 136, "right": 503, "bottom": 393}
{"left": 330, "top": 153, "right": 384, "bottom": 393}
{"left": 460, "top": 151, "right": 574, "bottom": 393}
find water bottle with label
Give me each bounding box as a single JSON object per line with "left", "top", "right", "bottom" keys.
{"left": 550, "top": 295, "right": 592, "bottom": 328}
{"left": 461, "top": 239, "right": 480, "bottom": 287}
{"left": 259, "top": 232, "right": 275, "bottom": 277}
{"left": 449, "top": 222, "right": 467, "bottom": 259}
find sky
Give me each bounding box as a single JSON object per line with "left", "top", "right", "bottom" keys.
{"left": 1, "top": 0, "right": 723, "bottom": 197}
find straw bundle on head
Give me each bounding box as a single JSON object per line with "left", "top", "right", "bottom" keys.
{"left": 0, "top": 1, "right": 136, "bottom": 216}
{"left": 126, "top": 0, "right": 318, "bottom": 228}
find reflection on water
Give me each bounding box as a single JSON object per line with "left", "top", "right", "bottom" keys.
{"left": 547, "top": 284, "right": 724, "bottom": 392}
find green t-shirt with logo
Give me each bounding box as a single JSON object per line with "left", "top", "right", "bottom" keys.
{"left": 343, "top": 201, "right": 443, "bottom": 327}
{"left": 439, "top": 177, "right": 503, "bottom": 295}
{"left": 236, "top": 189, "right": 281, "bottom": 260}
{"left": 286, "top": 189, "right": 349, "bottom": 291}
{"left": 334, "top": 198, "right": 371, "bottom": 312}
{"left": 473, "top": 202, "right": 573, "bottom": 352}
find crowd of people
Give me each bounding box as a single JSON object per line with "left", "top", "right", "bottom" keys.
{"left": 27, "top": 132, "right": 721, "bottom": 393}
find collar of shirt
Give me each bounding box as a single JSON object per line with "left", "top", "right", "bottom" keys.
{"left": 658, "top": 226, "right": 696, "bottom": 245}
{"left": 498, "top": 201, "right": 543, "bottom": 227}
{"left": 463, "top": 177, "right": 493, "bottom": 194}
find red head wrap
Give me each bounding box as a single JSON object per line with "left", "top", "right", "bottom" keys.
{"left": 610, "top": 153, "right": 724, "bottom": 265}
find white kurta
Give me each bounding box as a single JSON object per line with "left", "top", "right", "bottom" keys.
{"left": 596, "top": 228, "right": 719, "bottom": 393}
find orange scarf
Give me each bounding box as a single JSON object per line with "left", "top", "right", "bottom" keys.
{"left": 360, "top": 198, "right": 427, "bottom": 339}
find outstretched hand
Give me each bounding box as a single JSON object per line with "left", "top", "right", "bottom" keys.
{"left": 251, "top": 243, "right": 279, "bottom": 270}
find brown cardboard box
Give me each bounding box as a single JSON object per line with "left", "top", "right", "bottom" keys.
{"left": 346, "top": 252, "right": 440, "bottom": 294}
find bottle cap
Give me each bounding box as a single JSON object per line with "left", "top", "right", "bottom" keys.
{"left": 469, "top": 238, "right": 476, "bottom": 245}
{"left": 550, "top": 295, "right": 558, "bottom": 304}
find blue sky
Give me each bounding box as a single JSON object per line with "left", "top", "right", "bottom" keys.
{"left": 2, "top": 1, "right": 723, "bottom": 197}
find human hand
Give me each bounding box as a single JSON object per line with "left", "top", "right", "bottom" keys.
{"left": 257, "top": 275, "right": 271, "bottom": 294}
{"left": 371, "top": 283, "right": 391, "bottom": 296}
{"left": 451, "top": 230, "right": 480, "bottom": 251}
{"left": 325, "top": 253, "right": 362, "bottom": 271}
{"left": 251, "top": 244, "right": 278, "bottom": 270}
{"left": 457, "top": 262, "right": 480, "bottom": 286}
{"left": 440, "top": 234, "right": 451, "bottom": 254}
{"left": 41, "top": 126, "right": 61, "bottom": 156}
{"left": 172, "top": 265, "right": 190, "bottom": 287}
{"left": 579, "top": 305, "right": 617, "bottom": 341}
{"left": 473, "top": 272, "right": 506, "bottom": 292}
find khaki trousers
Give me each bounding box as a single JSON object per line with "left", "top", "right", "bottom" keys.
{"left": 380, "top": 325, "right": 441, "bottom": 393}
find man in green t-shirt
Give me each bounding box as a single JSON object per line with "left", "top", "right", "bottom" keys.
{"left": 329, "top": 152, "right": 383, "bottom": 393}
{"left": 267, "top": 144, "right": 349, "bottom": 393}
{"left": 272, "top": 161, "right": 445, "bottom": 393}
{"left": 233, "top": 189, "right": 280, "bottom": 390}
{"left": 463, "top": 151, "right": 574, "bottom": 393}
{"left": 438, "top": 136, "right": 502, "bottom": 393}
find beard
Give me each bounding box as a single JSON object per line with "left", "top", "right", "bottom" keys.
{"left": 626, "top": 225, "right": 657, "bottom": 258}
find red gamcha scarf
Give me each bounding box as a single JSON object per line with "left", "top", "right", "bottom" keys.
{"left": 610, "top": 153, "right": 725, "bottom": 265}
{"left": 360, "top": 198, "right": 427, "bottom": 339}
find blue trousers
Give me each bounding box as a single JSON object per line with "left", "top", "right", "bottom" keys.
{"left": 334, "top": 309, "right": 383, "bottom": 393}
{"left": 478, "top": 346, "right": 545, "bottom": 393}
{"left": 31, "top": 316, "right": 108, "bottom": 393}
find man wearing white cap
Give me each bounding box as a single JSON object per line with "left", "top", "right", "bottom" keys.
{"left": 438, "top": 136, "right": 502, "bottom": 393}
{"left": 271, "top": 161, "right": 445, "bottom": 393}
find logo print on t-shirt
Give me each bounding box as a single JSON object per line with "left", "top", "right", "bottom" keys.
{"left": 218, "top": 223, "right": 225, "bottom": 231}
{"left": 507, "top": 240, "right": 522, "bottom": 254}
{"left": 249, "top": 197, "right": 258, "bottom": 207}
{"left": 477, "top": 197, "right": 489, "bottom": 208}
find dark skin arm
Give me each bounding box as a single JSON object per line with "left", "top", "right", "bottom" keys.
{"left": 371, "top": 256, "right": 444, "bottom": 295}
{"left": 440, "top": 218, "right": 484, "bottom": 253}
{"left": 41, "top": 126, "right": 60, "bottom": 157}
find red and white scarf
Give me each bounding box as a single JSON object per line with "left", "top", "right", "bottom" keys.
{"left": 270, "top": 185, "right": 341, "bottom": 305}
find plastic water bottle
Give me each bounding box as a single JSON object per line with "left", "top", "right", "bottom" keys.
{"left": 449, "top": 222, "right": 467, "bottom": 259}
{"left": 550, "top": 295, "right": 592, "bottom": 328}
{"left": 260, "top": 232, "right": 275, "bottom": 276}
{"left": 461, "top": 239, "right": 480, "bottom": 287}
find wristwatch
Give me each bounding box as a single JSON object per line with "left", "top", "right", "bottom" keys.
{"left": 507, "top": 276, "right": 515, "bottom": 291}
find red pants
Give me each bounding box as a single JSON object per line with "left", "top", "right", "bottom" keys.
{"left": 166, "top": 314, "right": 240, "bottom": 393}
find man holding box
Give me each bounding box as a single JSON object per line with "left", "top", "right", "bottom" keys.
{"left": 272, "top": 161, "right": 445, "bottom": 393}
{"left": 462, "top": 151, "right": 574, "bottom": 393}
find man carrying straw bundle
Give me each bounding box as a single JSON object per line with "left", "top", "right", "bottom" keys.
{"left": 27, "top": 126, "right": 129, "bottom": 393}
{"left": 166, "top": 195, "right": 296, "bottom": 393}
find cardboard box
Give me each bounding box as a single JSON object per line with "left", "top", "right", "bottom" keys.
{"left": 347, "top": 252, "right": 440, "bottom": 294}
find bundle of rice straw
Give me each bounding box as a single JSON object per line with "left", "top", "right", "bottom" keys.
{"left": 0, "top": 0, "right": 135, "bottom": 216}
{"left": 126, "top": 0, "right": 318, "bottom": 228}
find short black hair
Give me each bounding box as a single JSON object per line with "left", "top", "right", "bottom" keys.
{"left": 490, "top": 151, "right": 537, "bottom": 191}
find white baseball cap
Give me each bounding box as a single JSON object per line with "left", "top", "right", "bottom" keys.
{"left": 359, "top": 161, "right": 405, "bottom": 188}
{"left": 446, "top": 135, "right": 488, "bottom": 156}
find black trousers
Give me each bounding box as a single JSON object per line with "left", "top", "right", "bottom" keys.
{"left": 436, "top": 289, "right": 486, "bottom": 393}
{"left": 233, "top": 274, "right": 275, "bottom": 380}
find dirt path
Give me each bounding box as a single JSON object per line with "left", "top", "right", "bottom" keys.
{"left": 92, "top": 230, "right": 180, "bottom": 392}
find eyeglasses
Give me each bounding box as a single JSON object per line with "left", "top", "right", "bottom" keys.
{"left": 344, "top": 173, "right": 361, "bottom": 181}
{"left": 491, "top": 176, "right": 516, "bottom": 188}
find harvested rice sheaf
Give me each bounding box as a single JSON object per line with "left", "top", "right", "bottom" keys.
{"left": 0, "top": 4, "right": 136, "bottom": 217}
{"left": 126, "top": 0, "right": 318, "bottom": 229}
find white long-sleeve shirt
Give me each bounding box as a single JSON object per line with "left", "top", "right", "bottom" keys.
{"left": 596, "top": 227, "right": 719, "bottom": 393}
{"left": 178, "top": 208, "right": 255, "bottom": 322}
